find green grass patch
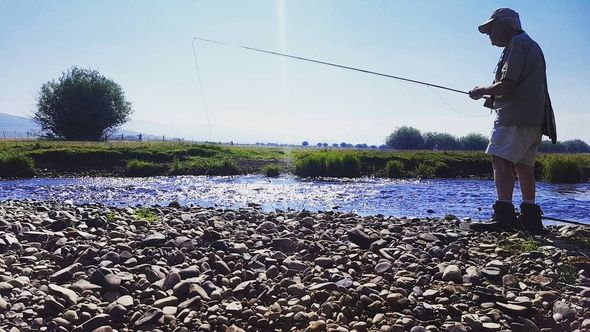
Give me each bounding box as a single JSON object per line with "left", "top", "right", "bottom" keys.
{"left": 498, "top": 237, "right": 542, "bottom": 254}
{"left": 0, "top": 152, "right": 36, "bottom": 178}
{"left": 261, "top": 164, "right": 282, "bottom": 177}
{"left": 106, "top": 212, "right": 117, "bottom": 223}
{"left": 540, "top": 155, "right": 584, "bottom": 183}
{"left": 384, "top": 159, "right": 405, "bottom": 178}
{"left": 135, "top": 208, "right": 157, "bottom": 223}
{"left": 294, "top": 151, "right": 361, "bottom": 178}
{"left": 556, "top": 262, "right": 578, "bottom": 284}
{"left": 125, "top": 159, "right": 167, "bottom": 177}
{"left": 412, "top": 161, "right": 450, "bottom": 178}
{"left": 170, "top": 157, "right": 240, "bottom": 176}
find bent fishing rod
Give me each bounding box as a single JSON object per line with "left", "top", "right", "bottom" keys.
{"left": 193, "top": 36, "right": 470, "bottom": 95}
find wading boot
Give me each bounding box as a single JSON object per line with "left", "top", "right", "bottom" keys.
{"left": 470, "top": 201, "right": 518, "bottom": 232}
{"left": 517, "top": 202, "right": 545, "bottom": 235}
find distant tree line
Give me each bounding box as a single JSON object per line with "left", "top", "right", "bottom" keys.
{"left": 385, "top": 126, "right": 590, "bottom": 153}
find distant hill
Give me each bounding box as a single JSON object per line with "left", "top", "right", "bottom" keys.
{"left": 0, "top": 112, "right": 297, "bottom": 143}
{"left": 0, "top": 113, "right": 40, "bottom": 138}
{"left": 0, "top": 113, "right": 142, "bottom": 139}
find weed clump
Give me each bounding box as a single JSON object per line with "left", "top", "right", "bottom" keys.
{"left": 498, "top": 237, "right": 542, "bottom": 254}
{"left": 125, "top": 160, "right": 166, "bottom": 177}
{"left": 541, "top": 155, "right": 583, "bottom": 183}
{"left": 0, "top": 152, "right": 36, "bottom": 178}
{"left": 170, "top": 158, "right": 240, "bottom": 176}
{"left": 261, "top": 164, "right": 282, "bottom": 177}
{"left": 385, "top": 160, "right": 405, "bottom": 178}
{"left": 294, "top": 152, "right": 361, "bottom": 178}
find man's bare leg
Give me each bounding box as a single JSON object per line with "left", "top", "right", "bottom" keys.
{"left": 514, "top": 162, "right": 535, "bottom": 202}
{"left": 492, "top": 155, "right": 515, "bottom": 201}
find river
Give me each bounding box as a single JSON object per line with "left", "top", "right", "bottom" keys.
{"left": 1, "top": 175, "right": 589, "bottom": 224}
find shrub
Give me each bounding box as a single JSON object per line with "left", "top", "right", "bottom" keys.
{"left": 541, "top": 156, "right": 583, "bottom": 183}
{"left": 0, "top": 152, "right": 36, "bottom": 178}
{"left": 385, "top": 160, "right": 405, "bottom": 178}
{"left": 261, "top": 164, "right": 282, "bottom": 177}
{"left": 125, "top": 159, "right": 165, "bottom": 177}
{"left": 294, "top": 152, "right": 361, "bottom": 178}
{"left": 294, "top": 154, "right": 327, "bottom": 177}
{"left": 413, "top": 161, "right": 449, "bottom": 178}
{"left": 170, "top": 158, "right": 240, "bottom": 176}
{"left": 385, "top": 126, "right": 424, "bottom": 150}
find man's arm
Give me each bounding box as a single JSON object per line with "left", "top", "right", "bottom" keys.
{"left": 469, "top": 79, "right": 517, "bottom": 100}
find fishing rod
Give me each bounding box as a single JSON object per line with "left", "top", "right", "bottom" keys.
{"left": 192, "top": 36, "right": 470, "bottom": 95}
{"left": 542, "top": 216, "right": 588, "bottom": 226}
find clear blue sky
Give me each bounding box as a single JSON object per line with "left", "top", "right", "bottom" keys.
{"left": 1, "top": 1, "right": 589, "bottom": 144}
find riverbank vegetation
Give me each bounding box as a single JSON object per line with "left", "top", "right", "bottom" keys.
{"left": 1, "top": 140, "right": 589, "bottom": 183}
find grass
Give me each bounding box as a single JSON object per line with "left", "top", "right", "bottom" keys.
{"left": 498, "top": 237, "right": 543, "bottom": 254}
{"left": 294, "top": 151, "right": 361, "bottom": 178}
{"left": 556, "top": 262, "right": 578, "bottom": 284}
{"left": 1, "top": 140, "right": 589, "bottom": 182}
{"left": 0, "top": 152, "right": 36, "bottom": 178}
{"left": 385, "top": 160, "right": 405, "bottom": 178}
{"left": 170, "top": 157, "right": 240, "bottom": 176}
{"left": 261, "top": 164, "right": 282, "bottom": 177}
{"left": 539, "top": 155, "right": 584, "bottom": 183}
{"left": 125, "top": 159, "right": 167, "bottom": 177}
{"left": 135, "top": 208, "right": 157, "bottom": 223}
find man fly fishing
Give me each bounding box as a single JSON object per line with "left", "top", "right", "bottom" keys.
{"left": 468, "top": 8, "right": 557, "bottom": 234}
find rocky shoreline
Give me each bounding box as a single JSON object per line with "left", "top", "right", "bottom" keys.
{"left": 0, "top": 200, "right": 589, "bottom": 332}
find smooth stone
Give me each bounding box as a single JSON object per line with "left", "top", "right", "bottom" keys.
{"left": 442, "top": 265, "right": 462, "bottom": 282}
{"left": 134, "top": 308, "right": 163, "bottom": 327}
{"left": 117, "top": 295, "right": 134, "bottom": 307}
{"left": 48, "top": 284, "right": 78, "bottom": 306}
{"left": 375, "top": 261, "right": 393, "bottom": 274}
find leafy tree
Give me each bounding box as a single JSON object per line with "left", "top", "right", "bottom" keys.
{"left": 35, "top": 67, "right": 133, "bottom": 141}
{"left": 316, "top": 142, "right": 323, "bottom": 147}
{"left": 302, "top": 141, "right": 309, "bottom": 147}
{"left": 340, "top": 142, "right": 348, "bottom": 148}
{"left": 460, "top": 133, "right": 489, "bottom": 151}
{"left": 385, "top": 126, "right": 424, "bottom": 150}
{"left": 563, "top": 139, "right": 590, "bottom": 153}
{"left": 422, "top": 132, "right": 460, "bottom": 150}
{"left": 332, "top": 143, "right": 339, "bottom": 147}
{"left": 539, "top": 140, "right": 566, "bottom": 153}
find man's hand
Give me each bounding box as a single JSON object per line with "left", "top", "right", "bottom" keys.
{"left": 469, "top": 86, "right": 489, "bottom": 100}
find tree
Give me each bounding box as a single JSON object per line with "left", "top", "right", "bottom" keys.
{"left": 563, "top": 139, "right": 590, "bottom": 153}
{"left": 422, "top": 132, "right": 460, "bottom": 150}
{"left": 460, "top": 133, "right": 489, "bottom": 151}
{"left": 35, "top": 67, "right": 133, "bottom": 141}
{"left": 385, "top": 126, "right": 424, "bottom": 150}
{"left": 302, "top": 141, "right": 309, "bottom": 147}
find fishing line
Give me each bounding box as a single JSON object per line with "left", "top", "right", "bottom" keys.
{"left": 427, "top": 86, "right": 489, "bottom": 118}
{"left": 192, "top": 36, "right": 470, "bottom": 94}
{"left": 191, "top": 38, "right": 212, "bottom": 141}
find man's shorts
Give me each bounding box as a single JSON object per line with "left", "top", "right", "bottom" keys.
{"left": 485, "top": 126, "right": 542, "bottom": 166}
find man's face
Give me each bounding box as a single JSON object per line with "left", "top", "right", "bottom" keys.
{"left": 486, "top": 20, "right": 510, "bottom": 47}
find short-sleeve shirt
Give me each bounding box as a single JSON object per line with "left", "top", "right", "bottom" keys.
{"left": 493, "top": 32, "right": 546, "bottom": 127}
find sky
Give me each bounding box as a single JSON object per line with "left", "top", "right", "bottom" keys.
{"left": 1, "top": 1, "right": 589, "bottom": 145}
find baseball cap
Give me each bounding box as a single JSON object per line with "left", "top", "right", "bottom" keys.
{"left": 478, "top": 8, "right": 520, "bottom": 33}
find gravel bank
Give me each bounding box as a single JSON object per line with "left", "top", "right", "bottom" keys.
{"left": 0, "top": 200, "right": 589, "bottom": 332}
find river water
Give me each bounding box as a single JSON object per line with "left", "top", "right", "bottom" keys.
{"left": 1, "top": 176, "right": 589, "bottom": 224}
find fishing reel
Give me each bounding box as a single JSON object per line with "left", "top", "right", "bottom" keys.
{"left": 483, "top": 96, "right": 494, "bottom": 109}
